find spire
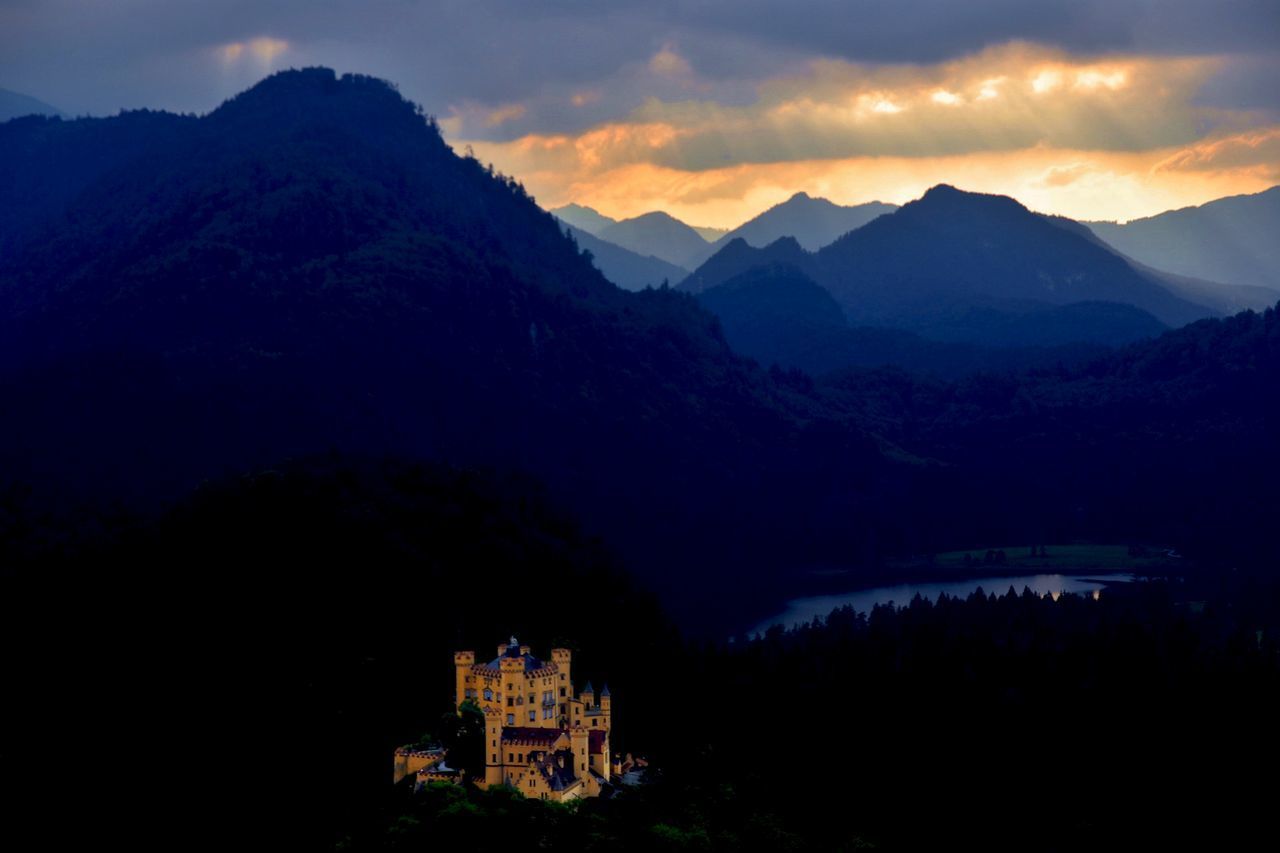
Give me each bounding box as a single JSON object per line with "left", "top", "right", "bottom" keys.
{"left": 600, "top": 684, "right": 610, "bottom": 697}
{"left": 582, "top": 681, "right": 594, "bottom": 694}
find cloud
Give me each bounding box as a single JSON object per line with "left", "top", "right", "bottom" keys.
{"left": 465, "top": 44, "right": 1227, "bottom": 178}
{"left": 0, "top": 1, "right": 1274, "bottom": 224}
{"left": 1154, "top": 127, "right": 1280, "bottom": 174}
{"left": 218, "top": 37, "right": 289, "bottom": 67}
{"left": 649, "top": 45, "right": 692, "bottom": 77}
{"left": 1037, "top": 163, "right": 1095, "bottom": 187}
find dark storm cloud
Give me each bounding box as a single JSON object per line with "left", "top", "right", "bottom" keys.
{"left": 0, "top": 0, "right": 1275, "bottom": 121}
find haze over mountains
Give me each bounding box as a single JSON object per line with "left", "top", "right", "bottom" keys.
{"left": 679, "top": 184, "right": 1279, "bottom": 360}
{"left": 558, "top": 220, "right": 688, "bottom": 290}
{"left": 0, "top": 88, "right": 62, "bottom": 121}
{"left": 1086, "top": 187, "right": 1280, "bottom": 294}
{"left": 552, "top": 185, "right": 1280, "bottom": 348}
{"left": 707, "top": 192, "right": 897, "bottom": 253}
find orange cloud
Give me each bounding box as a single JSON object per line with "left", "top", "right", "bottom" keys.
{"left": 1155, "top": 128, "right": 1280, "bottom": 174}
{"left": 451, "top": 43, "right": 1275, "bottom": 227}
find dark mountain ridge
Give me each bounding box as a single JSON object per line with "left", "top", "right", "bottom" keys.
{"left": 0, "top": 68, "right": 893, "bottom": 619}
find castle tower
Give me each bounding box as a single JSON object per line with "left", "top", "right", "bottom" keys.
{"left": 483, "top": 705, "right": 504, "bottom": 787}
{"left": 570, "top": 725, "right": 590, "bottom": 779}
{"left": 551, "top": 648, "right": 572, "bottom": 725}
{"left": 579, "top": 681, "right": 595, "bottom": 707}
{"left": 600, "top": 684, "right": 611, "bottom": 726}
{"left": 453, "top": 650, "right": 475, "bottom": 711}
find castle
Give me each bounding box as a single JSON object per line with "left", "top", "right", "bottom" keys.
{"left": 393, "top": 638, "right": 618, "bottom": 801}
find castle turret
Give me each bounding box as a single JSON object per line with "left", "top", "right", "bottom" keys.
{"left": 579, "top": 681, "right": 595, "bottom": 706}
{"left": 453, "top": 650, "right": 475, "bottom": 711}
{"left": 600, "top": 684, "right": 611, "bottom": 724}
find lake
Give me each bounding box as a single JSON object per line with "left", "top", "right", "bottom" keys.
{"left": 751, "top": 573, "right": 1137, "bottom": 637}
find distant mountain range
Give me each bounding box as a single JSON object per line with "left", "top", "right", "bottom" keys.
{"left": 707, "top": 192, "right": 897, "bottom": 253}
{"left": 550, "top": 194, "right": 898, "bottom": 287}
{"left": 558, "top": 220, "right": 688, "bottom": 290}
{"left": 550, "top": 202, "right": 618, "bottom": 235}
{"left": 1086, "top": 187, "right": 1280, "bottom": 294}
{"left": 556, "top": 187, "right": 1280, "bottom": 320}
{"left": 680, "top": 184, "right": 1268, "bottom": 349}
{"left": 0, "top": 88, "right": 62, "bottom": 121}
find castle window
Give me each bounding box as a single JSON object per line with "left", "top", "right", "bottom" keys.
{"left": 518, "top": 753, "right": 524, "bottom": 762}
{"left": 507, "top": 697, "right": 514, "bottom": 706}
{"left": 591, "top": 719, "right": 597, "bottom": 727}
{"left": 528, "top": 693, "right": 535, "bottom": 704}
{"left": 559, "top": 687, "right": 566, "bottom": 697}
{"left": 508, "top": 753, "right": 514, "bottom": 763}
{"left": 484, "top": 688, "right": 493, "bottom": 701}
{"left": 507, "top": 714, "right": 514, "bottom": 725}
{"left": 491, "top": 754, "right": 496, "bottom": 763}
{"left": 528, "top": 710, "right": 536, "bottom": 722}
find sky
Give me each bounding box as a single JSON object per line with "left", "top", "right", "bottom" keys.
{"left": 3, "top": 1, "right": 1278, "bottom": 226}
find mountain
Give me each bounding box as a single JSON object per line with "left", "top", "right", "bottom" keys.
{"left": 686, "top": 185, "right": 1213, "bottom": 346}
{"left": 710, "top": 192, "right": 897, "bottom": 253}
{"left": 0, "top": 68, "right": 892, "bottom": 620}
{"left": 558, "top": 220, "right": 689, "bottom": 290}
{"left": 1087, "top": 187, "right": 1280, "bottom": 293}
{"left": 548, "top": 202, "right": 616, "bottom": 235}
{"left": 0, "top": 88, "right": 62, "bottom": 121}
{"left": 597, "top": 210, "right": 712, "bottom": 268}
{"left": 697, "top": 263, "right": 1145, "bottom": 377}
{"left": 681, "top": 235, "right": 811, "bottom": 294}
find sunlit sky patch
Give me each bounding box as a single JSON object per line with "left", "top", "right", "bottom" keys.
{"left": 2, "top": 1, "right": 1276, "bottom": 225}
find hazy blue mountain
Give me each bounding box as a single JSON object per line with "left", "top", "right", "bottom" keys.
{"left": 1052, "top": 212, "right": 1277, "bottom": 315}
{"left": 598, "top": 210, "right": 712, "bottom": 268}
{"left": 1087, "top": 187, "right": 1280, "bottom": 293}
{"left": 710, "top": 192, "right": 897, "bottom": 253}
{"left": 686, "top": 185, "right": 1212, "bottom": 345}
{"left": 0, "top": 88, "right": 62, "bottom": 121}
{"left": 558, "top": 220, "right": 689, "bottom": 290}
{"left": 696, "top": 263, "right": 1153, "bottom": 375}
{"left": 548, "top": 202, "right": 617, "bottom": 235}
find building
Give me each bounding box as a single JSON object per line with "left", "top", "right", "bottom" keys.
{"left": 393, "top": 637, "right": 617, "bottom": 802}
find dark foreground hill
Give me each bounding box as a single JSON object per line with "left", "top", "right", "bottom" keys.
{"left": 0, "top": 68, "right": 895, "bottom": 621}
